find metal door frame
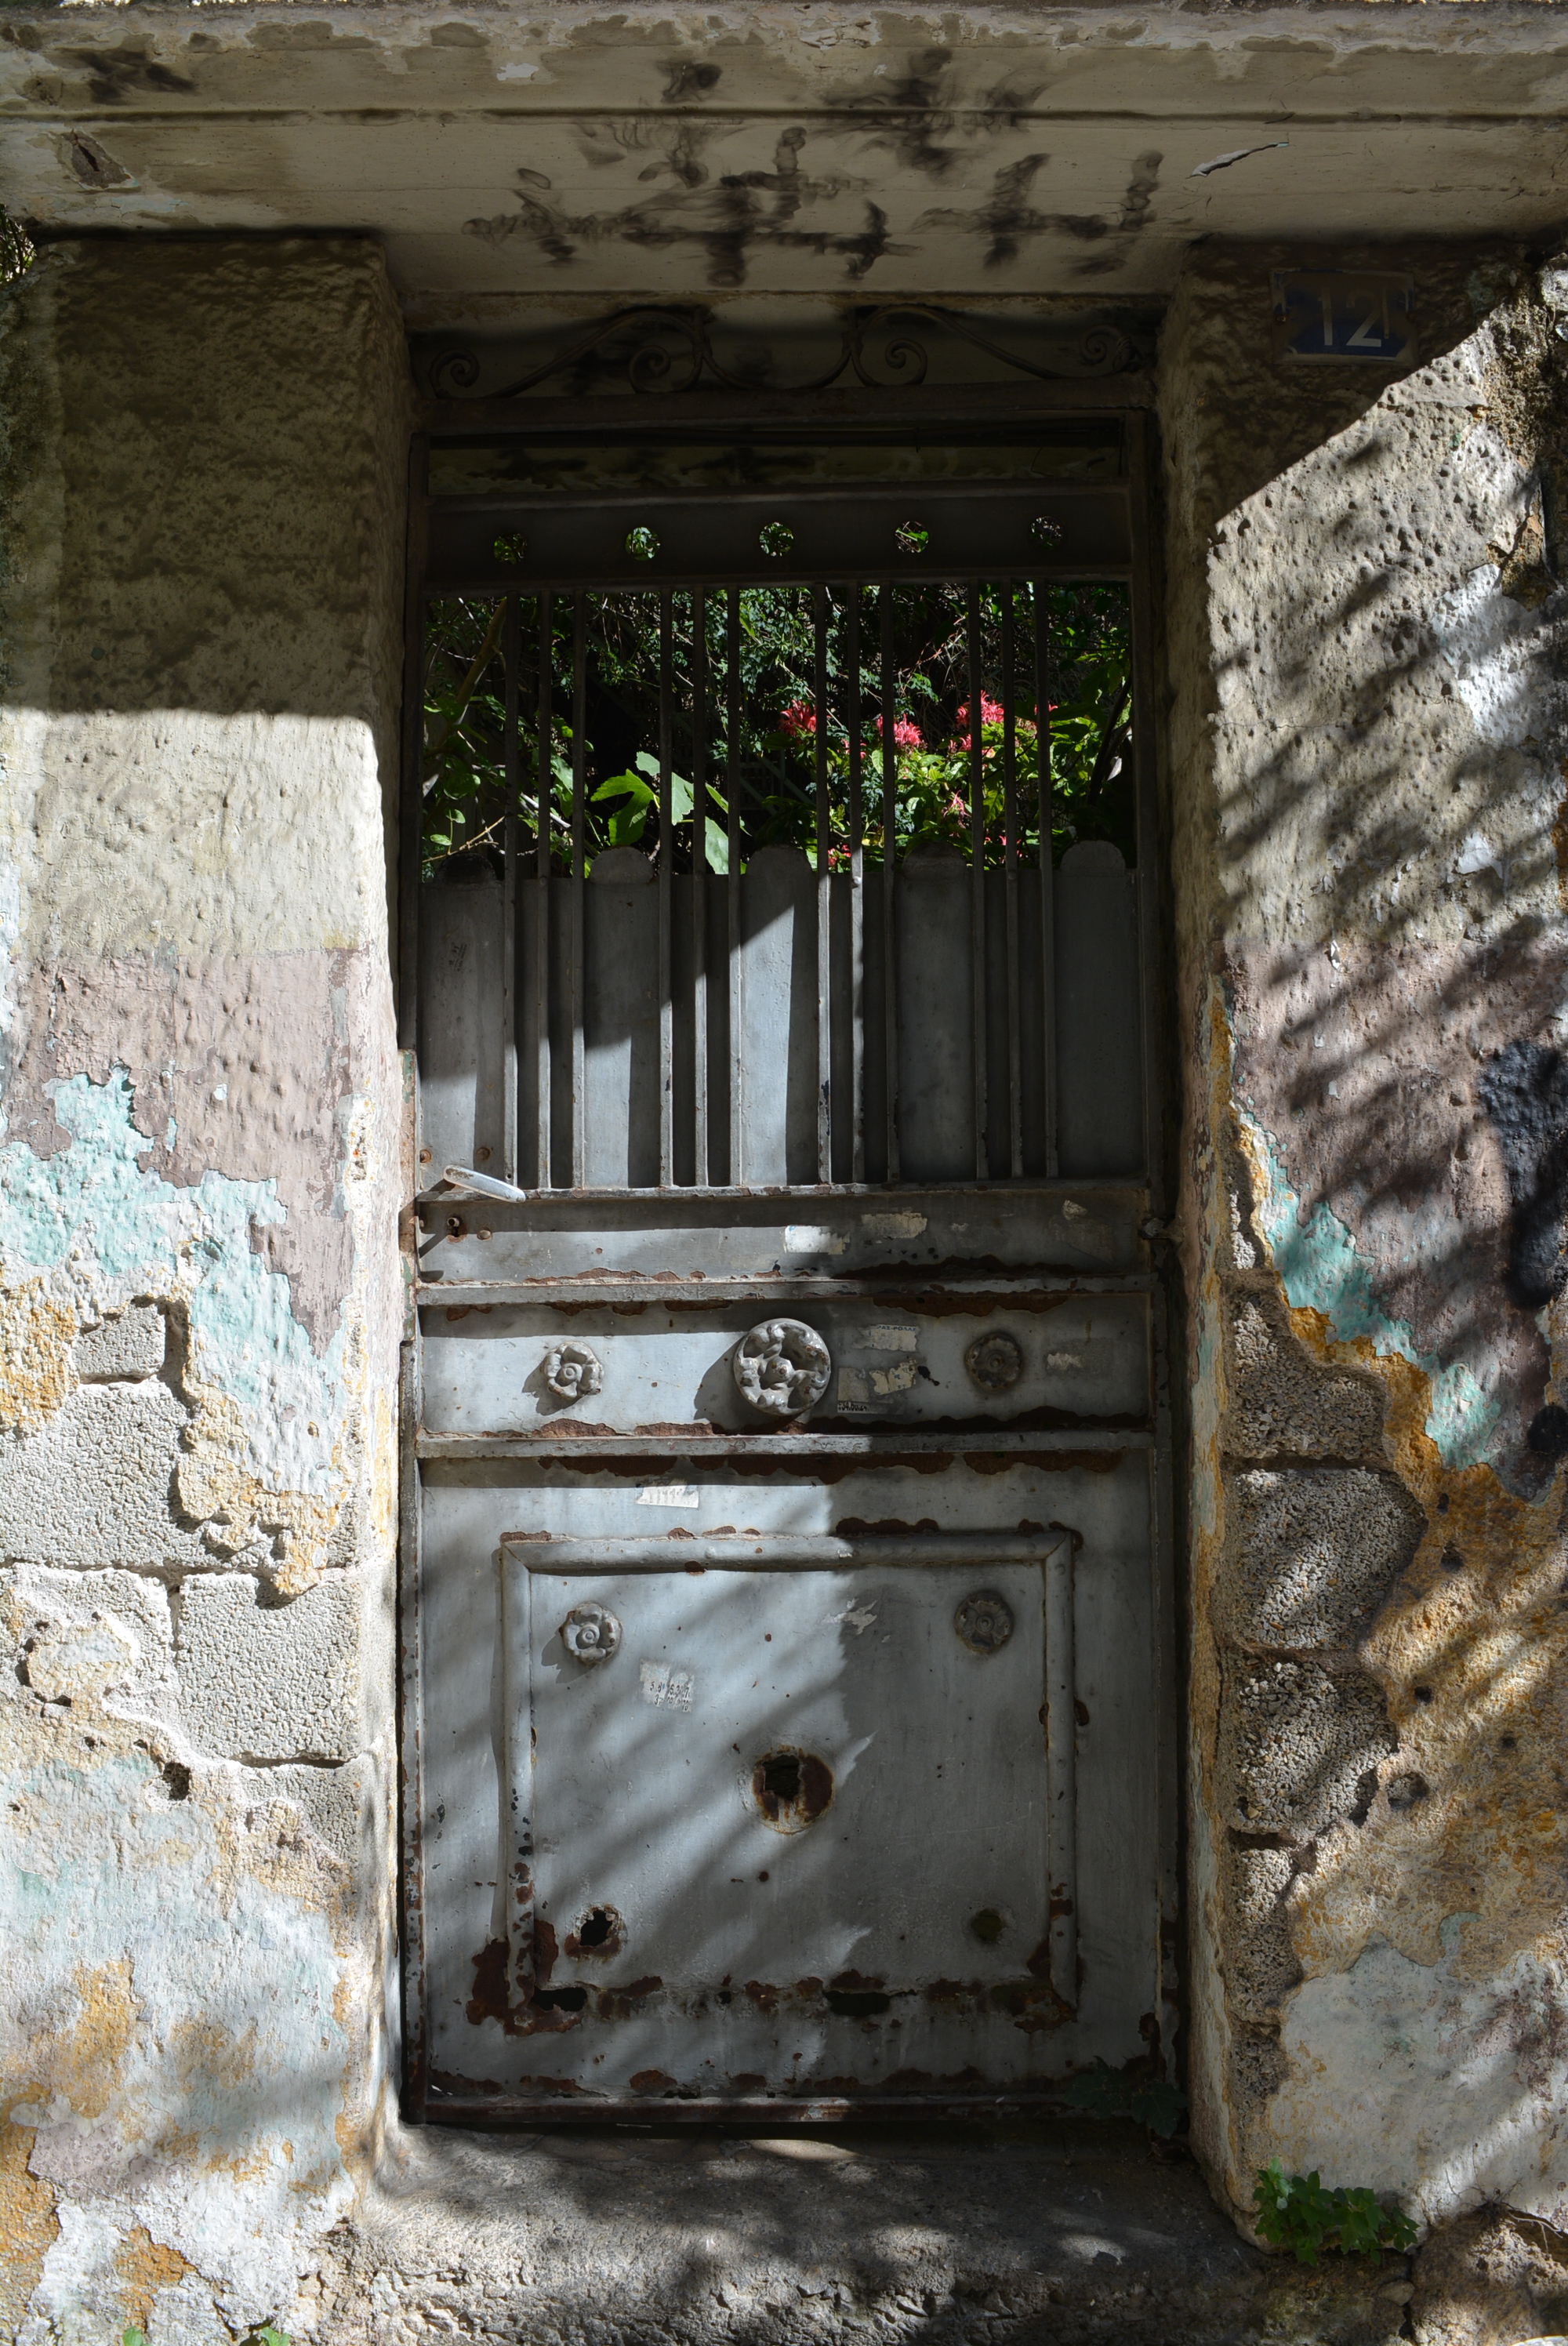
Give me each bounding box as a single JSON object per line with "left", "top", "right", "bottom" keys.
{"left": 395, "top": 328, "right": 1178, "bottom": 2123}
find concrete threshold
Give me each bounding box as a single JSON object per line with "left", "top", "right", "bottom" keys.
{"left": 317, "top": 2119, "right": 1413, "bottom": 2346}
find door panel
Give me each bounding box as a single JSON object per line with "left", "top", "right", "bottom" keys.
{"left": 401, "top": 415, "right": 1173, "bottom": 2121}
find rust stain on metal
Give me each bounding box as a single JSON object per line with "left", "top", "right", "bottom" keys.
{"left": 629, "top": 2068, "right": 681, "bottom": 2095}
{"left": 833, "top": 1515, "right": 939, "bottom": 1534}
{"left": 751, "top": 1747, "right": 834, "bottom": 1832}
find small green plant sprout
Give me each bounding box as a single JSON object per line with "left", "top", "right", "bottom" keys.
{"left": 122, "top": 2327, "right": 147, "bottom": 2346}
{"left": 1253, "top": 2160, "right": 1419, "bottom": 2266}
{"left": 238, "top": 2326, "right": 292, "bottom": 2346}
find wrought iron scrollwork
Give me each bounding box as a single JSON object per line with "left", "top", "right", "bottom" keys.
{"left": 428, "top": 303, "right": 1134, "bottom": 401}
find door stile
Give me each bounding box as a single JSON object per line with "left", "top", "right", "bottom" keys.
{"left": 501, "top": 595, "right": 521, "bottom": 1186}
{"left": 966, "top": 582, "right": 989, "bottom": 1179}
{"left": 878, "top": 587, "right": 900, "bottom": 1182}
{"left": 533, "top": 594, "right": 554, "bottom": 1189}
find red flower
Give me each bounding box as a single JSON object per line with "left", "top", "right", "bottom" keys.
{"left": 779, "top": 700, "right": 817, "bottom": 740}
{"left": 873, "top": 714, "right": 924, "bottom": 750}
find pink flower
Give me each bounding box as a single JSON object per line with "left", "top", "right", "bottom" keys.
{"left": 779, "top": 700, "right": 817, "bottom": 741}
{"left": 873, "top": 714, "right": 924, "bottom": 750}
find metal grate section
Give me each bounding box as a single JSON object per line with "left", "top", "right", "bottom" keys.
{"left": 411, "top": 434, "right": 1145, "bottom": 1197}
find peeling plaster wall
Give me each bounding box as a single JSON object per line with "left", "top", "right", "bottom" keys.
{"left": 1160, "top": 242, "right": 1568, "bottom": 2244}
{"left": 0, "top": 238, "right": 409, "bottom": 2341}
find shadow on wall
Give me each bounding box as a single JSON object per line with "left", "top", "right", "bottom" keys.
{"left": 1171, "top": 241, "right": 1568, "bottom": 2238}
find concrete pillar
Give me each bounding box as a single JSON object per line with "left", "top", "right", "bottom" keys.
{"left": 1162, "top": 243, "right": 1568, "bottom": 2242}
{"left": 0, "top": 238, "right": 409, "bottom": 2340}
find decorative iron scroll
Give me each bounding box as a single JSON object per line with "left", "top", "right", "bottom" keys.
{"left": 428, "top": 303, "right": 1134, "bottom": 401}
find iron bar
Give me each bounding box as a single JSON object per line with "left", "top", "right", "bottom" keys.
{"left": 534, "top": 592, "right": 554, "bottom": 1189}
{"left": 691, "top": 586, "right": 709, "bottom": 1186}
{"left": 501, "top": 593, "right": 520, "bottom": 1186}
{"left": 1044, "top": 1538, "right": 1078, "bottom": 2008}
{"left": 419, "top": 1425, "right": 1151, "bottom": 1462}
{"left": 1127, "top": 416, "right": 1163, "bottom": 1214}
{"left": 879, "top": 585, "right": 899, "bottom": 1183}
{"left": 967, "top": 582, "right": 989, "bottom": 1182}
{"left": 846, "top": 587, "right": 866, "bottom": 1185}
{"left": 571, "top": 593, "right": 587, "bottom": 1189}
{"left": 501, "top": 1529, "right": 1069, "bottom": 1571}
{"left": 659, "top": 588, "right": 674, "bottom": 1188}
{"left": 727, "top": 586, "right": 742, "bottom": 1188}
{"left": 1002, "top": 589, "right": 1023, "bottom": 1178}
{"left": 814, "top": 583, "right": 832, "bottom": 1182}
{"left": 1034, "top": 581, "right": 1059, "bottom": 1179}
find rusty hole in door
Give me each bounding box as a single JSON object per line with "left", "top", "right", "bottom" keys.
{"left": 752, "top": 1746, "right": 833, "bottom": 1834}
{"left": 565, "top": 1903, "right": 625, "bottom": 1959}
{"left": 531, "top": 1985, "right": 588, "bottom": 2012}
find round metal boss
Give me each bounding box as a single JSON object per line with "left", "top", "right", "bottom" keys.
{"left": 544, "top": 1339, "right": 602, "bottom": 1404}
{"left": 561, "top": 1602, "right": 621, "bottom": 1666}
{"left": 955, "top": 1591, "right": 1014, "bottom": 1654}
{"left": 966, "top": 1331, "right": 1024, "bottom": 1391}
{"left": 733, "top": 1318, "right": 832, "bottom": 1418}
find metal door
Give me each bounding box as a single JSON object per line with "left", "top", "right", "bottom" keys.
{"left": 399, "top": 370, "right": 1174, "bottom": 2122}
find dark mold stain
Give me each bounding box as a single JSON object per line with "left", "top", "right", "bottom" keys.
{"left": 1479, "top": 1040, "right": 1568, "bottom": 1309}
{"left": 662, "top": 59, "right": 721, "bottom": 103}
{"left": 1529, "top": 1402, "right": 1568, "bottom": 1456}
{"left": 57, "top": 39, "right": 195, "bottom": 102}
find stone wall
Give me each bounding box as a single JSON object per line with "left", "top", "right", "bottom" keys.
{"left": 0, "top": 238, "right": 409, "bottom": 2341}
{"left": 1160, "top": 241, "right": 1568, "bottom": 2239}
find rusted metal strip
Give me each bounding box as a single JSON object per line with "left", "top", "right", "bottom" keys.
{"left": 1034, "top": 580, "right": 1059, "bottom": 1179}
{"left": 967, "top": 581, "right": 988, "bottom": 1180}
{"left": 692, "top": 583, "right": 709, "bottom": 1186}
{"left": 417, "top": 1272, "right": 1156, "bottom": 1306}
{"left": 534, "top": 593, "right": 554, "bottom": 1189}
{"left": 659, "top": 589, "right": 675, "bottom": 1188}
{"left": 501, "top": 593, "right": 521, "bottom": 1188}
{"left": 571, "top": 594, "right": 587, "bottom": 1189}
{"left": 417, "top": 1427, "right": 1151, "bottom": 1460}
{"left": 424, "top": 2088, "right": 1090, "bottom": 2129}
{"left": 499, "top": 1559, "right": 536, "bottom": 2006}
{"left": 879, "top": 586, "right": 899, "bottom": 1182}
{"left": 1002, "top": 588, "right": 1023, "bottom": 1179}
{"left": 396, "top": 1335, "right": 429, "bottom": 2115}
{"left": 846, "top": 587, "right": 866, "bottom": 1185}
{"left": 1044, "top": 1535, "right": 1078, "bottom": 2009}
{"left": 502, "top": 1529, "right": 1069, "bottom": 1569}
{"left": 814, "top": 583, "right": 832, "bottom": 1182}
{"left": 726, "top": 586, "right": 743, "bottom": 1188}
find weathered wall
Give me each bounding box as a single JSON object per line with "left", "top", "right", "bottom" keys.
{"left": 0, "top": 237, "right": 409, "bottom": 2340}
{"left": 1160, "top": 239, "right": 1568, "bottom": 2257}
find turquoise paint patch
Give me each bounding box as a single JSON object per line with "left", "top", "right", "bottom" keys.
{"left": 0, "top": 1066, "right": 347, "bottom": 1490}
{"left": 1241, "top": 1106, "right": 1501, "bottom": 1469}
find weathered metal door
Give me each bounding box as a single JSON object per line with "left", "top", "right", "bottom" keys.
{"left": 401, "top": 374, "right": 1174, "bottom": 2121}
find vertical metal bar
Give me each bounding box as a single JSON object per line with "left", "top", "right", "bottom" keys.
{"left": 396, "top": 1335, "right": 428, "bottom": 2113}
{"left": 846, "top": 587, "right": 865, "bottom": 1186}
{"left": 1034, "top": 580, "right": 1059, "bottom": 1179}
{"left": 659, "top": 588, "right": 674, "bottom": 1188}
{"left": 727, "top": 586, "right": 743, "bottom": 1189}
{"left": 879, "top": 584, "right": 900, "bottom": 1183}
{"left": 1127, "top": 416, "right": 1164, "bottom": 1216}
{"left": 571, "top": 594, "right": 587, "bottom": 1189}
{"left": 691, "top": 586, "right": 709, "bottom": 1187}
{"left": 396, "top": 438, "right": 428, "bottom": 1063}
{"left": 1002, "top": 588, "right": 1023, "bottom": 1179}
{"left": 1045, "top": 1534, "right": 1079, "bottom": 2010}
{"left": 499, "top": 1558, "right": 536, "bottom": 2010}
{"left": 814, "top": 583, "right": 832, "bottom": 1183}
{"left": 501, "top": 594, "right": 520, "bottom": 1186}
{"left": 967, "top": 581, "right": 988, "bottom": 1182}
{"left": 534, "top": 594, "right": 554, "bottom": 1189}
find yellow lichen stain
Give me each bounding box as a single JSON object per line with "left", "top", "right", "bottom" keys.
{"left": 1282, "top": 1304, "right": 1568, "bottom": 1985}
{"left": 112, "top": 2224, "right": 191, "bottom": 2331}
{"left": 0, "top": 2124, "right": 57, "bottom": 2334}
{"left": 0, "top": 1282, "right": 77, "bottom": 1433}
{"left": 176, "top": 1385, "right": 336, "bottom": 1596}
{"left": 170, "top": 2017, "right": 257, "bottom": 2097}
{"left": 44, "top": 1959, "right": 143, "bottom": 2121}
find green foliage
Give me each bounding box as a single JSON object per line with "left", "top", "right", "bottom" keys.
{"left": 122, "top": 2319, "right": 290, "bottom": 2346}
{"left": 420, "top": 580, "right": 1132, "bottom": 883}
{"left": 1054, "top": 2057, "right": 1187, "bottom": 2139}
{"left": 1, "top": 211, "right": 33, "bottom": 287}
{"left": 1252, "top": 2160, "right": 1419, "bottom": 2266}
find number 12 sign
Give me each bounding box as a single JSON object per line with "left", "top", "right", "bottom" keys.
{"left": 1272, "top": 271, "right": 1416, "bottom": 363}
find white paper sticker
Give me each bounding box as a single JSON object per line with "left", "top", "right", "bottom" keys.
{"left": 861, "top": 1211, "right": 927, "bottom": 1239}
{"left": 1047, "top": 1351, "right": 1083, "bottom": 1371}
{"left": 866, "top": 1324, "right": 919, "bottom": 1352}
{"left": 637, "top": 1484, "right": 701, "bottom": 1508}
{"left": 783, "top": 1224, "right": 846, "bottom": 1255}
{"left": 640, "top": 1660, "right": 695, "bottom": 1712}
{"left": 869, "top": 1359, "right": 918, "bottom": 1396}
